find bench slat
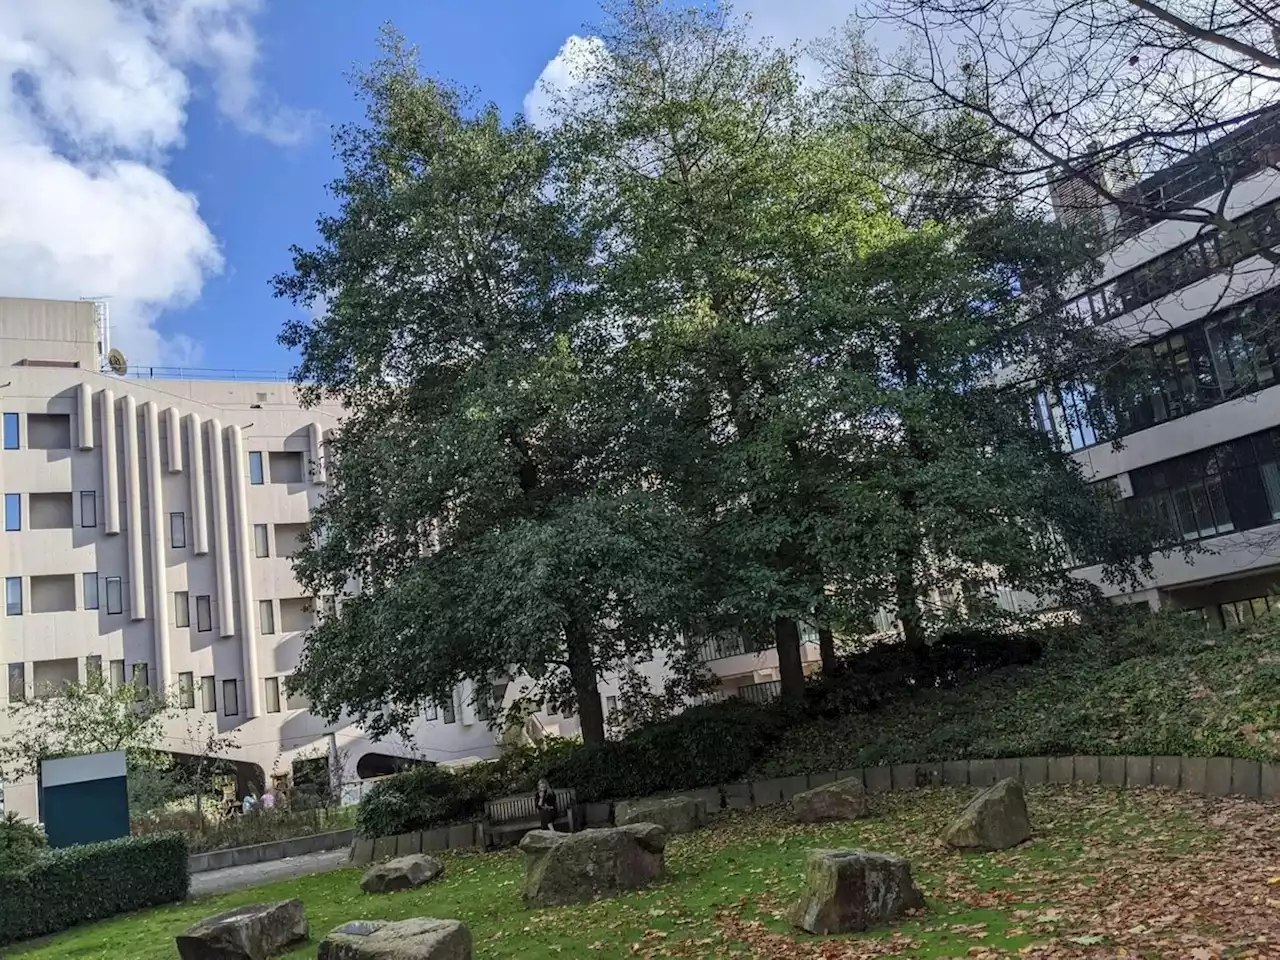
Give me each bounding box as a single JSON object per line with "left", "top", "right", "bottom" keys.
{"left": 485, "top": 789, "right": 576, "bottom": 825}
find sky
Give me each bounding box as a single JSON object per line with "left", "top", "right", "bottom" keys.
{"left": 0, "top": 1, "right": 861, "bottom": 372}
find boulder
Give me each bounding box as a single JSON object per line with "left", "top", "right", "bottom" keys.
{"left": 317, "top": 918, "right": 471, "bottom": 960}
{"left": 789, "top": 849, "right": 925, "bottom": 935}
{"left": 176, "top": 899, "right": 308, "bottom": 960}
{"left": 519, "top": 824, "right": 666, "bottom": 908}
{"left": 361, "top": 853, "right": 446, "bottom": 893}
{"left": 791, "top": 777, "right": 870, "bottom": 823}
{"left": 943, "top": 777, "right": 1032, "bottom": 851}
{"left": 615, "top": 795, "right": 705, "bottom": 834}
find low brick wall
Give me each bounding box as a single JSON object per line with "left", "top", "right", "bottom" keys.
{"left": 349, "top": 754, "right": 1279, "bottom": 866}
{"left": 188, "top": 828, "right": 355, "bottom": 874}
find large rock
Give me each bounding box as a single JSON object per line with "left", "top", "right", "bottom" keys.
{"left": 943, "top": 777, "right": 1032, "bottom": 851}
{"left": 361, "top": 853, "right": 446, "bottom": 893}
{"left": 615, "top": 795, "right": 705, "bottom": 834}
{"left": 317, "top": 918, "right": 472, "bottom": 960}
{"left": 791, "top": 777, "right": 870, "bottom": 823}
{"left": 789, "top": 849, "right": 925, "bottom": 934}
{"left": 176, "top": 899, "right": 308, "bottom": 960}
{"left": 519, "top": 823, "right": 666, "bottom": 908}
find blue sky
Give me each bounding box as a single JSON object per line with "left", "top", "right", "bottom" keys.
{"left": 0, "top": 1, "right": 853, "bottom": 372}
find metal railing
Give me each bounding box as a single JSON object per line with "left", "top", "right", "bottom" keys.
{"left": 113, "top": 366, "right": 297, "bottom": 383}
{"left": 737, "top": 679, "right": 782, "bottom": 704}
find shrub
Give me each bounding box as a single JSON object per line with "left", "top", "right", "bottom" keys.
{"left": 0, "top": 813, "right": 46, "bottom": 874}
{"left": 0, "top": 831, "right": 189, "bottom": 946}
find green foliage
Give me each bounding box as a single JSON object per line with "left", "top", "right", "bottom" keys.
{"left": 0, "top": 832, "right": 188, "bottom": 946}
{"left": 0, "top": 813, "right": 46, "bottom": 875}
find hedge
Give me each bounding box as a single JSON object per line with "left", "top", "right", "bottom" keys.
{"left": 0, "top": 831, "right": 189, "bottom": 946}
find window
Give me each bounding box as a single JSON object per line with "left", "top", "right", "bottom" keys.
{"left": 132, "top": 663, "right": 149, "bottom": 699}
{"left": 3, "top": 413, "right": 18, "bottom": 450}
{"left": 175, "top": 591, "right": 189, "bottom": 627}
{"left": 254, "top": 523, "right": 269, "bottom": 558}
{"left": 201, "top": 675, "right": 216, "bottom": 713}
{"left": 606, "top": 696, "right": 617, "bottom": 714}
{"left": 319, "top": 595, "right": 337, "bottom": 621}
{"left": 109, "top": 659, "right": 125, "bottom": 688}
{"left": 8, "top": 663, "right": 25, "bottom": 702}
{"left": 259, "top": 599, "right": 275, "bottom": 635}
{"left": 85, "top": 655, "right": 102, "bottom": 680}
{"left": 5, "top": 577, "right": 20, "bottom": 616}
{"left": 196, "top": 595, "right": 212, "bottom": 632}
{"left": 264, "top": 677, "right": 281, "bottom": 713}
{"left": 248, "top": 451, "right": 264, "bottom": 485}
{"left": 169, "top": 512, "right": 186, "bottom": 549}
{"left": 5, "top": 494, "right": 19, "bottom": 531}
{"left": 178, "top": 672, "right": 195, "bottom": 709}
{"left": 424, "top": 702, "right": 439, "bottom": 721}
{"left": 441, "top": 698, "right": 456, "bottom": 724}
{"left": 83, "top": 573, "right": 99, "bottom": 610}
{"left": 80, "top": 491, "right": 96, "bottom": 528}
{"left": 222, "top": 679, "right": 239, "bottom": 716}
{"left": 105, "top": 576, "right": 123, "bottom": 615}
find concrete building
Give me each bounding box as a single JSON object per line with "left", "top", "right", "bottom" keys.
{"left": 0, "top": 296, "right": 809, "bottom": 818}
{"left": 1040, "top": 109, "right": 1280, "bottom": 625}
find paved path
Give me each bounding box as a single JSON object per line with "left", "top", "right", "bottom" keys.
{"left": 190, "top": 848, "right": 352, "bottom": 898}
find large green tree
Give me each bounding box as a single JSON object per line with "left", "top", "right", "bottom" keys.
{"left": 274, "top": 32, "right": 700, "bottom": 745}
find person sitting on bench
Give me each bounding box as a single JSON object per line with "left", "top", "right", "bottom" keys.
{"left": 535, "top": 778, "right": 559, "bottom": 831}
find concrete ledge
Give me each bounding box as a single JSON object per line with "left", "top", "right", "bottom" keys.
{"left": 189, "top": 828, "right": 356, "bottom": 874}
{"left": 890, "top": 763, "right": 919, "bottom": 791}
{"left": 864, "top": 766, "right": 892, "bottom": 794}
{"left": 943, "top": 760, "right": 969, "bottom": 787}
{"left": 723, "top": 782, "right": 752, "bottom": 810}
{"left": 994, "top": 758, "right": 1021, "bottom": 783}
{"left": 1021, "top": 757, "right": 1049, "bottom": 786}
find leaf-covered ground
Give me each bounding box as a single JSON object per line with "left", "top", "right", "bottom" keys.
{"left": 12, "top": 786, "right": 1278, "bottom": 959}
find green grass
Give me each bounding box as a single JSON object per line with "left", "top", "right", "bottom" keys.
{"left": 13, "top": 783, "right": 1268, "bottom": 960}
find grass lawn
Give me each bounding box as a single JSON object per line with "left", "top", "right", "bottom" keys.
{"left": 12, "top": 785, "right": 1277, "bottom": 959}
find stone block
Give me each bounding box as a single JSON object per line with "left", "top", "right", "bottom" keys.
{"left": 943, "top": 778, "right": 1032, "bottom": 851}
{"left": 916, "top": 763, "right": 944, "bottom": 788}
{"left": 779, "top": 776, "right": 810, "bottom": 801}
{"left": 616, "top": 796, "right": 705, "bottom": 834}
{"left": 1073, "top": 756, "right": 1100, "bottom": 785}
{"left": 1047, "top": 757, "right": 1073, "bottom": 784}
{"left": 681, "top": 786, "right": 722, "bottom": 812}
{"left": 177, "top": 899, "right": 308, "bottom": 960}
{"left": 395, "top": 832, "right": 422, "bottom": 858}
{"left": 1232, "top": 759, "right": 1261, "bottom": 798}
{"left": 1206, "top": 757, "right": 1233, "bottom": 796}
{"left": 349, "top": 838, "right": 375, "bottom": 866}
{"left": 864, "top": 766, "right": 892, "bottom": 794}
{"left": 753, "top": 778, "right": 787, "bottom": 806}
{"left": 835, "top": 769, "right": 865, "bottom": 786}
{"left": 788, "top": 849, "right": 924, "bottom": 934}
{"left": 520, "top": 825, "right": 665, "bottom": 908}
{"left": 584, "top": 801, "right": 613, "bottom": 826}
{"left": 808, "top": 771, "right": 837, "bottom": 788}
{"left": 421, "top": 829, "right": 450, "bottom": 853}
{"left": 792, "top": 778, "right": 870, "bottom": 823}
{"left": 318, "top": 918, "right": 472, "bottom": 960}
{"left": 361, "top": 854, "right": 445, "bottom": 894}
{"left": 1099, "top": 756, "right": 1126, "bottom": 787}
{"left": 1261, "top": 763, "right": 1280, "bottom": 800}
{"left": 447, "top": 823, "right": 477, "bottom": 850}
{"left": 1020, "top": 757, "right": 1049, "bottom": 786}
{"left": 723, "top": 782, "right": 752, "bottom": 810}
{"left": 969, "top": 759, "right": 997, "bottom": 787}
{"left": 890, "top": 764, "right": 919, "bottom": 792}
{"left": 1151, "top": 757, "right": 1181, "bottom": 789}
{"left": 994, "top": 759, "right": 1021, "bottom": 783}
{"left": 1182, "top": 757, "right": 1208, "bottom": 794}
{"left": 372, "top": 836, "right": 397, "bottom": 862}
{"left": 942, "top": 761, "right": 969, "bottom": 787}
{"left": 1125, "top": 756, "right": 1153, "bottom": 788}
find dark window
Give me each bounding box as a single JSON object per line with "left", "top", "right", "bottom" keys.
{"left": 178, "top": 672, "right": 195, "bottom": 709}
{"left": 441, "top": 698, "right": 456, "bottom": 724}
{"left": 85, "top": 655, "right": 102, "bottom": 680}
{"left": 170, "top": 512, "right": 186, "bottom": 548}
{"left": 8, "top": 663, "right": 25, "bottom": 702}
{"left": 222, "top": 679, "right": 239, "bottom": 716}
{"left": 132, "top": 663, "right": 149, "bottom": 699}
{"left": 248, "top": 451, "right": 264, "bottom": 485}
{"left": 175, "top": 591, "right": 189, "bottom": 627}
{"left": 201, "top": 675, "right": 216, "bottom": 713}
{"left": 80, "top": 491, "right": 96, "bottom": 527}
{"left": 109, "top": 659, "right": 125, "bottom": 688}
{"left": 105, "top": 576, "right": 123, "bottom": 615}
{"left": 424, "top": 702, "right": 439, "bottom": 721}
{"left": 196, "top": 595, "right": 212, "bottom": 632}
{"left": 5, "top": 577, "right": 20, "bottom": 616}
{"left": 3, "top": 413, "right": 18, "bottom": 450}
{"left": 264, "top": 677, "right": 281, "bottom": 713}
{"left": 83, "top": 573, "right": 99, "bottom": 610}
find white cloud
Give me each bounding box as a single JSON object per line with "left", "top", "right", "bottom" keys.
{"left": 0, "top": 0, "right": 305, "bottom": 365}
{"left": 523, "top": 35, "right": 608, "bottom": 130}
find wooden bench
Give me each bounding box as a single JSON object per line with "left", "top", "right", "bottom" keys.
{"left": 484, "top": 788, "right": 578, "bottom": 847}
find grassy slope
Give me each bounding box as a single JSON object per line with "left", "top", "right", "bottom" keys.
{"left": 754, "top": 613, "right": 1280, "bottom": 778}
{"left": 10, "top": 785, "right": 1254, "bottom": 960}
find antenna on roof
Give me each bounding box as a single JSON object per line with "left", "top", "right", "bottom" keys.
{"left": 80, "top": 297, "right": 111, "bottom": 371}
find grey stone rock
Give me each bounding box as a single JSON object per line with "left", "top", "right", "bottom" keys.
{"left": 176, "top": 899, "right": 308, "bottom": 960}
{"left": 360, "top": 853, "right": 446, "bottom": 894}
{"left": 943, "top": 777, "right": 1032, "bottom": 851}
{"left": 317, "top": 918, "right": 472, "bottom": 960}
{"left": 614, "top": 796, "right": 704, "bottom": 834}
{"left": 519, "top": 824, "right": 666, "bottom": 908}
{"left": 788, "top": 849, "right": 925, "bottom": 934}
{"left": 791, "top": 777, "right": 870, "bottom": 823}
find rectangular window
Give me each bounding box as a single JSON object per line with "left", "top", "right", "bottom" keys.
{"left": 259, "top": 599, "right": 275, "bottom": 635}
{"left": 3, "top": 413, "right": 18, "bottom": 450}
{"left": 606, "top": 696, "right": 617, "bottom": 714}
{"left": 85, "top": 655, "right": 102, "bottom": 680}
{"left": 80, "top": 491, "right": 97, "bottom": 528}
{"left": 441, "top": 698, "right": 456, "bottom": 724}
{"left": 105, "top": 576, "right": 123, "bottom": 615}
{"left": 8, "top": 663, "right": 25, "bottom": 702}
{"left": 222, "top": 679, "right": 239, "bottom": 716}
{"left": 5, "top": 577, "right": 20, "bottom": 616}
{"left": 201, "top": 675, "right": 216, "bottom": 713}
{"left": 264, "top": 677, "right": 281, "bottom": 713}
{"left": 83, "top": 573, "right": 99, "bottom": 610}
{"left": 109, "top": 659, "right": 125, "bottom": 688}
{"left": 248, "top": 451, "right": 264, "bottom": 485}
{"left": 132, "top": 663, "right": 149, "bottom": 699}
{"left": 169, "top": 512, "right": 186, "bottom": 548}
{"left": 424, "top": 702, "right": 439, "bottom": 721}
{"left": 254, "top": 523, "right": 269, "bottom": 558}
{"left": 175, "top": 591, "right": 189, "bottom": 627}
{"left": 196, "top": 595, "right": 212, "bottom": 632}
{"left": 178, "top": 672, "right": 195, "bottom": 709}
{"left": 5, "top": 493, "right": 20, "bottom": 532}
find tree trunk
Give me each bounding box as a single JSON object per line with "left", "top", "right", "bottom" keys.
{"left": 775, "top": 617, "right": 806, "bottom": 702}
{"left": 818, "top": 626, "right": 838, "bottom": 674}
{"left": 895, "top": 549, "right": 927, "bottom": 652}
{"left": 565, "top": 619, "right": 606, "bottom": 745}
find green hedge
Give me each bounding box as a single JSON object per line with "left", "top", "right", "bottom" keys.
{"left": 0, "top": 832, "right": 189, "bottom": 946}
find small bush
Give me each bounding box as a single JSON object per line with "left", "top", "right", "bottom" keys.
{"left": 0, "top": 831, "right": 189, "bottom": 946}
{"left": 0, "top": 813, "right": 46, "bottom": 874}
